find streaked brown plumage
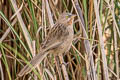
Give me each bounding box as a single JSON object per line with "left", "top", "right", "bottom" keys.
{"left": 18, "top": 13, "right": 75, "bottom": 77}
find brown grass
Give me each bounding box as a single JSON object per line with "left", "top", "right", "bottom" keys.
{"left": 0, "top": 0, "right": 120, "bottom": 80}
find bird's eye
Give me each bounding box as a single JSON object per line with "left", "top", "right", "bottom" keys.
{"left": 66, "top": 16, "right": 69, "bottom": 19}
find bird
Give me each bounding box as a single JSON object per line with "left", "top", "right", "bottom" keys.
{"left": 18, "top": 12, "right": 76, "bottom": 77}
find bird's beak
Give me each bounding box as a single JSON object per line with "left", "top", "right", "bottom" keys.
{"left": 71, "top": 14, "right": 76, "bottom": 19}
{"left": 68, "top": 14, "right": 76, "bottom": 25}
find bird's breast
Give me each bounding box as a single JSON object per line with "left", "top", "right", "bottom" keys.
{"left": 60, "top": 25, "right": 74, "bottom": 53}
{"left": 51, "top": 24, "right": 74, "bottom": 55}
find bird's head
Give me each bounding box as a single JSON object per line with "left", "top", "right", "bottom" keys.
{"left": 58, "top": 13, "right": 76, "bottom": 25}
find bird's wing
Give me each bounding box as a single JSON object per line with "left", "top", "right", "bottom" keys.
{"left": 41, "top": 22, "right": 69, "bottom": 50}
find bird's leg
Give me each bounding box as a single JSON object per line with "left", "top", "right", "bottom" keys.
{"left": 54, "top": 55, "right": 63, "bottom": 80}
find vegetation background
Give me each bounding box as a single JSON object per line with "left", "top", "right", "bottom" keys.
{"left": 0, "top": 0, "right": 120, "bottom": 80}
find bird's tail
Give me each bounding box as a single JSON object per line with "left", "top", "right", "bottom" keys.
{"left": 18, "top": 51, "right": 49, "bottom": 77}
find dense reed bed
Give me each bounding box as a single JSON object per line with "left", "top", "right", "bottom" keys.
{"left": 0, "top": 0, "right": 120, "bottom": 80}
